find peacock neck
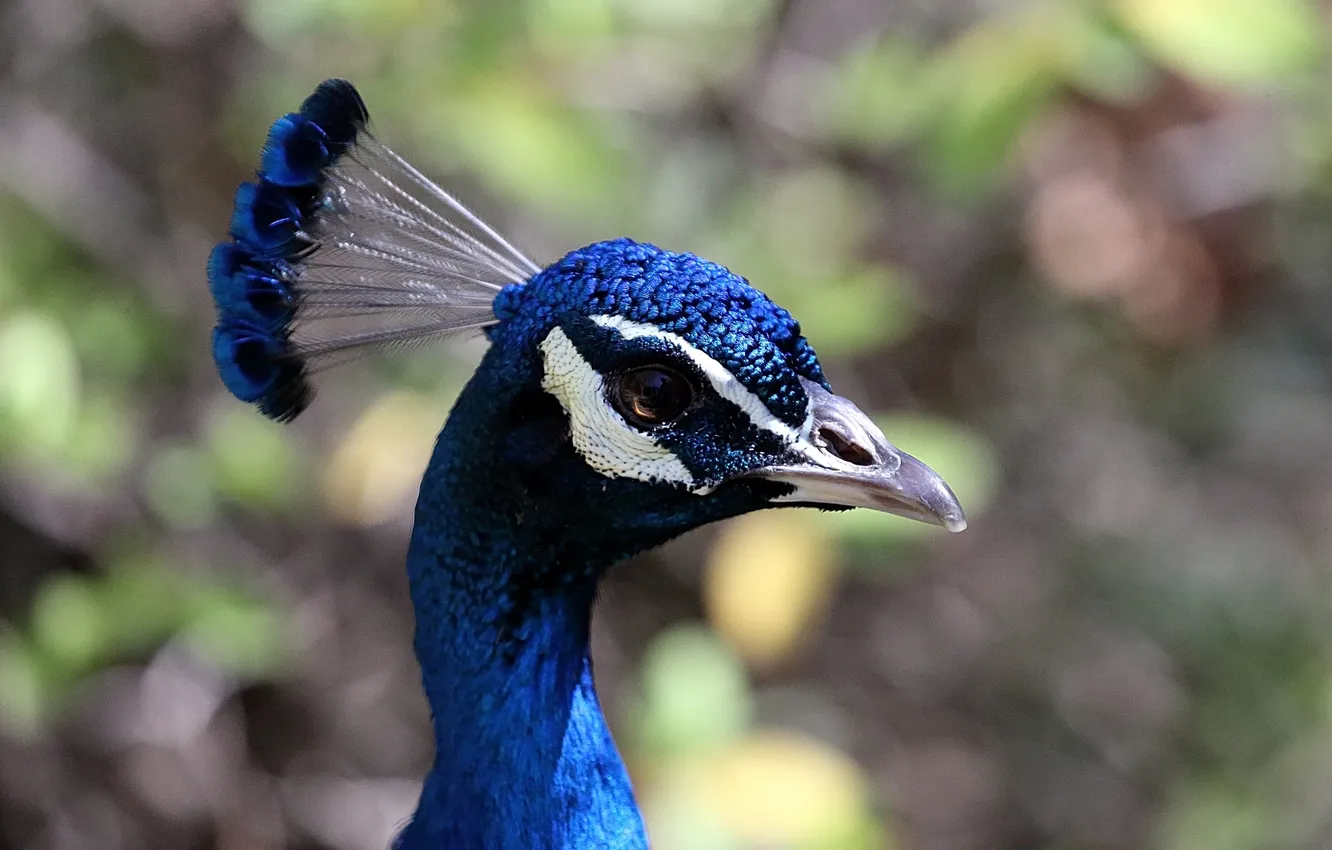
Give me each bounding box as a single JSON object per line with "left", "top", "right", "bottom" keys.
{"left": 394, "top": 370, "right": 649, "bottom": 850}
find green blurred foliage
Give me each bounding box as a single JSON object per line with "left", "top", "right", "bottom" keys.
{"left": 0, "top": 554, "right": 284, "bottom": 737}
{"left": 2, "top": 0, "right": 1332, "bottom": 848}
{"left": 631, "top": 624, "right": 753, "bottom": 757}
{"left": 1115, "top": 0, "right": 1323, "bottom": 87}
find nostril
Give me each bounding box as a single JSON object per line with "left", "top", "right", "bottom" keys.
{"left": 818, "top": 425, "right": 875, "bottom": 466}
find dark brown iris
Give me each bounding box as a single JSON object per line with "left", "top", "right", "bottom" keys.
{"left": 613, "top": 366, "right": 694, "bottom": 428}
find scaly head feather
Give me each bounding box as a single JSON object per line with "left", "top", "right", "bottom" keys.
{"left": 209, "top": 77, "right": 968, "bottom": 850}
{"left": 208, "top": 79, "right": 966, "bottom": 531}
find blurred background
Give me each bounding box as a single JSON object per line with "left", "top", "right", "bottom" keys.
{"left": 2, "top": 0, "right": 1332, "bottom": 848}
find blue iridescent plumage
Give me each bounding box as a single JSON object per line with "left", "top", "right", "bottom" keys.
{"left": 493, "top": 239, "right": 827, "bottom": 426}
{"left": 259, "top": 78, "right": 366, "bottom": 186}
{"left": 206, "top": 244, "right": 295, "bottom": 328}
{"left": 211, "top": 319, "right": 308, "bottom": 420}
{"left": 207, "top": 80, "right": 965, "bottom": 849}
{"left": 209, "top": 79, "right": 510, "bottom": 423}
{"left": 210, "top": 80, "right": 369, "bottom": 419}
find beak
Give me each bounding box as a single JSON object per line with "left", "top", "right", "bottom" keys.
{"left": 738, "top": 379, "right": 967, "bottom": 533}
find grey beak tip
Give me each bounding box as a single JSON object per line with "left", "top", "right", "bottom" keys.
{"left": 942, "top": 514, "right": 968, "bottom": 533}
{"left": 743, "top": 379, "right": 973, "bottom": 532}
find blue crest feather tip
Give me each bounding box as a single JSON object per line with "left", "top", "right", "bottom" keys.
{"left": 298, "top": 78, "right": 369, "bottom": 151}
{"left": 259, "top": 114, "right": 332, "bottom": 187}
{"left": 209, "top": 78, "right": 531, "bottom": 423}
{"left": 211, "top": 319, "right": 309, "bottom": 422}
{"left": 203, "top": 76, "right": 972, "bottom": 850}
{"left": 227, "top": 179, "right": 315, "bottom": 257}
{"left": 207, "top": 243, "right": 296, "bottom": 329}
{"left": 259, "top": 79, "right": 369, "bottom": 186}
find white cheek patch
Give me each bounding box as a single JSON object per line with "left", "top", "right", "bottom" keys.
{"left": 538, "top": 316, "right": 822, "bottom": 493}
{"left": 539, "top": 326, "right": 700, "bottom": 491}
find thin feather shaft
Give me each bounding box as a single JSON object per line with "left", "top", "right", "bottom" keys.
{"left": 324, "top": 167, "right": 525, "bottom": 277}
{"left": 331, "top": 159, "right": 531, "bottom": 283}
{"left": 363, "top": 138, "right": 542, "bottom": 276}
{"left": 302, "top": 261, "right": 505, "bottom": 292}
{"left": 292, "top": 316, "right": 496, "bottom": 357}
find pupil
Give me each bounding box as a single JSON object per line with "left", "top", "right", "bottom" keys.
{"left": 620, "top": 367, "right": 690, "bottom": 425}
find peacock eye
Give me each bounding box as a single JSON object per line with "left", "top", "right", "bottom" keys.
{"left": 612, "top": 366, "right": 694, "bottom": 428}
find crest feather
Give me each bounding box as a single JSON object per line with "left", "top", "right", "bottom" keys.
{"left": 208, "top": 79, "right": 537, "bottom": 422}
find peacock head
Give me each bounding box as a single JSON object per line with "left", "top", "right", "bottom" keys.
{"left": 208, "top": 80, "right": 964, "bottom": 551}
{"left": 475, "top": 238, "right": 966, "bottom": 541}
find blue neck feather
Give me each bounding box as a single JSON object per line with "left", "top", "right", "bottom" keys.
{"left": 391, "top": 304, "right": 787, "bottom": 848}
{"left": 394, "top": 344, "right": 651, "bottom": 850}
{"left": 202, "top": 77, "right": 827, "bottom": 845}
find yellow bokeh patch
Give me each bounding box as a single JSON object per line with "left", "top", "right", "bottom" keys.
{"left": 705, "top": 511, "right": 836, "bottom": 669}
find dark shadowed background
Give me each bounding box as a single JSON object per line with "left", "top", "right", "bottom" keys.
{"left": 2, "top": 0, "right": 1331, "bottom": 848}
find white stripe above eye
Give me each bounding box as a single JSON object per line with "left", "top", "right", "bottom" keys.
{"left": 590, "top": 315, "right": 810, "bottom": 445}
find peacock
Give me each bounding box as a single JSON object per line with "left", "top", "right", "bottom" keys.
{"left": 208, "top": 79, "right": 966, "bottom": 850}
